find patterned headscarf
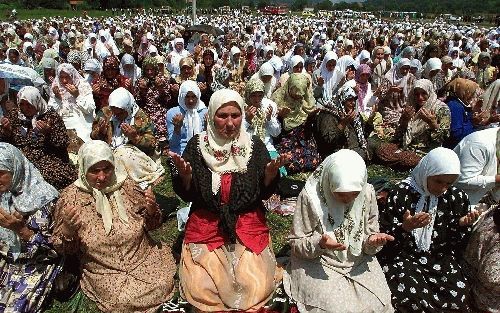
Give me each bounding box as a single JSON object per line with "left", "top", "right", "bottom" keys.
{"left": 211, "top": 67, "right": 230, "bottom": 92}
{"left": 103, "top": 56, "right": 120, "bottom": 72}
{"left": 74, "top": 140, "right": 128, "bottom": 235}
{"left": 0, "top": 143, "right": 58, "bottom": 256}
{"left": 244, "top": 78, "right": 267, "bottom": 140}
{"left": 271, "top": 73, "right": 316, "bottom": 131}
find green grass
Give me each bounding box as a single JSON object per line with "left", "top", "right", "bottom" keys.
{"left": 43, "top": 163, "right": 404, "bottom": 312}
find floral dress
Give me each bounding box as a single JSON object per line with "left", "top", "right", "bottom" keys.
{"left": 0, "top": 202, "right": 63, "bottom": 313}
{"left": 378, "top": 182, "right": 472, "bottom": 312}
{"left": 275, "top": 123, "right": 321, "bottom": 175}
{"left": 134, "top": 76, "right": 171, "bottom": 143}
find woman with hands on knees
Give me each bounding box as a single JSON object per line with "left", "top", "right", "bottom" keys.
{"left": 52, "top": 140, "right": 175, "bottom": 313}
{"left": 284, "top": 149, "right": 394, "bottom": 313}
{"left": 166, "top": 80, "right": 207, "bottom": 155}
{"left": 168, "top": 89, "right": 289, "bottom": 312}
{"left": 378, "top": 147, "right": 477, "bottom": 313}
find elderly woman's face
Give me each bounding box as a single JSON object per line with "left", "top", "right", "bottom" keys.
{"left": 249, "top": 91, "right": 264, "bottom": 107}
{"left": 181, "top": 65, "right": 193, "bottom": 78}
{"left": 261, "top": 75, "right": 272, "bottom": 83}
{"left": 203, "top": 54, "right": 214, "bottom": 66}
{"left": 44, "top": 68, "right": 56, "bottom": 82}
{"left": 110, "top": 106, "right": 128, "bottom": 121}
{"left": 0, "top": 170, "right": 13, "bottom": 192}
{"left": 213, "top": 102, "right": 242, "bottom": 140}
{"left": 344, "top": 97, "right": 356, "bottom": 113}
{"left": 293, "top": 62, "right": 304, "bottom": 73}
{"left": 184, "top": 91, "right": 198, "bottom": 109}
{"left": 478, "top": 57, "right": 489, "bottom": 68}
{"left": 427, "top": 174, "right": 458, "bottom": 196}
{"left": 175, "top": 42, "right": 183, "bottom": 51}
{"left": 333, "top": 191, "right": 360, "bottom": 204}
{"left": 358, "top": 73, "right": 370, "bottom": 84}
{"left": 104, "top": 66, "right": 118, "bottom": 79}
{"left": 86, "top": 160, "right": 114, "bottom": 190}
{"left": 429, "top": 69, "right": 439, "bottom": 78}
{"left": 413, "top": 88, "right": 429, "bottom": 106}
{"left": 375, "top": 48, "right": 384, "bottom": 60}
{"left": 326, "top": 59, "right": 336, "bottom": 72}
{"left": 144, "top": 64, "right": 156, "bottom": 78}
{"left": 266, "top": 51, "right": 273, "bottom": 60}
{"left": 19, "top": 99, "right": 37, "bottom": 118}
{"left": 399, "top": 65, "right": 410, "bottom": 76}
{"left": 8, "top": 50, "right": 19, "bottom": 64}
{"left": 59, "top": 71, "right": 74, "bottom": 85}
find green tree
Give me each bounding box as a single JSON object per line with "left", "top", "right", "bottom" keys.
{"left": 315, "top": 0, "right": 333, "bottom": 11}
{"left": 291, "top": 0, "right": 308, "bottom": 11}
{"left": 257, "top": 0, "right": 269, "bottom": 9}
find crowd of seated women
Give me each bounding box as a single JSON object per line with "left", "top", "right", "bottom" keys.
{"left": 0, "top": 19, "right": 499, "bottom": 313}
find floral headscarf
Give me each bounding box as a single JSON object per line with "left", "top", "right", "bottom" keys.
{"left": 244, "top": 79, "right": 267, "bottom": 140}
{"left": 271, "top": 73, "right": 315, "bottom": 131}
{"left": 211, "top": 67, "right": 230, "bottom": 92}
{"left": 446, "top": 78, "right": 481, "bottom": 108}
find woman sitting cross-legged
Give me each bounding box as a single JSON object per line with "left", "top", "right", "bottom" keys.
{"left": 169, "top": 89, "right": 289, "bottom": 312}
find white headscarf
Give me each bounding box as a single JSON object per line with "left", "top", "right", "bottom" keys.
{"left": 289, "top": 55, "right": 305, "bottom": 74}
{"left": 177, "top": 80, "right": 206, "bottom": 141}
{"left": 385, "top": 58, "right": 411, "bottom": 96}
{"left": 402, "top": 147, "right": 461, "bottom": 252}
{"left": 108, "top": 87, "right": 139, "bottom": 149}
{"left": 0, "top": 143, "right": 58, "bottom": 257}
{"left": 303, "top": 149, "right": 368, "bottom": 262}
{"left": 119, "top": 54, "right": 141, "bottom": 86}
{"left": 319, "top": 51, "right": 341, "bottom": 100}
{"left": 198, "top": 89, "right": 252, "bottom": 194}
{"left": 255, "top": 62, "right": 277, "bottom": 99}
{"left": 355, "top": 49, "right": 370, "bottom": 64}
{"left": 17, "top": 86, "right": 49, "bottom": 132}
{"left": 74, "top": 140, "right": 128, "bottom": 235}
{"left": 422, "top": 58, "right": 442, "bottom": 79}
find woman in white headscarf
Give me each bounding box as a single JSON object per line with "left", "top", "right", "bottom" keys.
{"left": 168, "top": 88, "right": 288, "bottom": 312}
{"left": 0, "top": 86, "right": 77, "bottom": 189}
{"left": 313, "top": 51, "right": 342, "bottom": 101}
{"left": 166, "top": 80, "right": 207, "bottom": 155}
{"left": 377, "top": 58, "right": 416, "bottom": 127}
{"left": 84, "top": 33, "right": 111, "bottom": 61}
{"left": 0, "top": 143, "right": 61, "bottom": 313}
{"left": 119, "top": 53, "right": 141, "bottom": 86}
{"left": 251, "top": 61, "right": 278, "bottom": 99}
{"left": 284, "top": 149, "right": 394, "bottom": 313}
{"left": 48, "top": 63, "right": 96, "bottom": 148}
{"left": 91, "top": 87, "right": 164, "bottom": 189}
{"left": 421, "top": 57, "right": 444, "bottom": 91}
{"left": 166, "top": 37, "right": 189, "bottom": 77}
{"left": 52, "top": 140, "right": 176, "bottom": 313}
{"left": 449, "top": 47, "right": 465, "bottom": 70}
{"left": 379, "top": 147, "right": 475, "bottom": 313}
{"left": 279, "top": 54, "right": 309, "bottom": 87}
{"left": 355, "top": 49, "right": 371, "bottom": 65}
{"left": 0, "top": 78, "right": 10, "bottom": 115}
